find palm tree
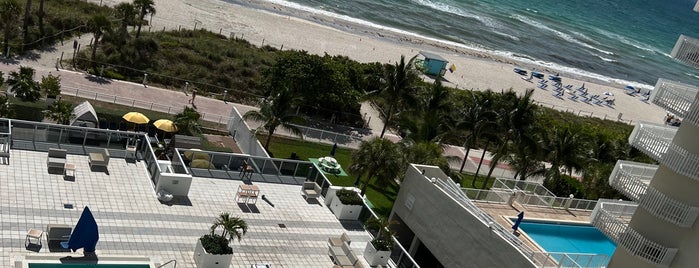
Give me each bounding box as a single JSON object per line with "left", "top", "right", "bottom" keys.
{"left": 0, "top": 0, "right": 21, "bottom": 56}
{"left": 174, "top": 106, "right": 202, "bottom": 135}
{"left": 0, "top": 94, "right": 14, "bottom": 118}
{"left": 348, "top": 137, "right": 403, "bottom": 195}
{"left": 37, "top": 0, "right": 45, "bottom": 39}
{"left": 114, "top": 3, "right": 136, "bottom": 44}
{"left": 87, "top": 14, "right": 112, "bottom": 68}
{"left": 370, "top": 55, "right": 420, "bottom": 138}
{"left": 243, "top": 87, "right": 305, "bottom": 150}
{"left": 456, "top": 90, "right": 498, "bottom": 173}
{"left": 7, "top": 66, "right": 40, "bottom": 102}
{"left": 398, "top": 78, "right": 452, "bottom": 143}
{"left": 40, "top": 73, "right": 61, "bottom": 97}
{"left": 210, "top": 212, "right": 248, "bottom": 244}
{"left": 400, "top": 141, "right": 451, "bottom": 176}
{"left": 43, "top": 99, "right": 74, "bottom": 125}
{"left": 21, "top": 0, "right": 29, "bottom": 47}
{"left": 133, "top": 0, "right": 155, "bottom": 38}
{"left": 479, "top": 89, "right": 538, "bottom": 188}
{"left": 542, "top": 125, "right": 591, "bottom": 182}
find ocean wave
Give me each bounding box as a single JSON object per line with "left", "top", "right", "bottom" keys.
{"left": 259, "top": 0, "right": 651, "bottom": 89}
{"left": 493, "top": 31, "right": 520, "bottom": 41}
{"left": 511, "top": 14, "right": 614, "bottom": 56}
{"left": 411, "top": 0, "right": 501, "bottom": 29}
{"left": 594, "top": 28, "right": 666, "bottom": 56}
{"left": 595, "top": 54, "right": 617, "bottom": 63}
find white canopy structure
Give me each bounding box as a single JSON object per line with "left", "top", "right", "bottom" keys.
{"left": 70, "top": 101, "right": 98, "bottom": 128}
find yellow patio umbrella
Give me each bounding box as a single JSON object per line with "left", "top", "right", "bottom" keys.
{"left": 122, "top": 112, "right": 150, "bottom": 124}
{"left": 153, "top": 119, "right": 178, "bottom": 132}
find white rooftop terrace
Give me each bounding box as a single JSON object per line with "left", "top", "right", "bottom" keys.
{"left": 0, "top": 149, "right": 372, "bottom": 267}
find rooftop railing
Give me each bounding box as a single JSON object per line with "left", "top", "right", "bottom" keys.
{"left": 492, "top": 178, "right": 556, "bottom": 197}
{"left": 671, "top": 34, "right": 699, "bottom": 69}
{"left": 591, "top": 200, "right": 678, "bottom": 267}
{"left": 651, "top": 79, "right": 699, "bottom": 126}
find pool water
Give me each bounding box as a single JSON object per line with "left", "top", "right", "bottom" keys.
{"left": 517, "top": 220, "right": 616, "bottom": 266}
{"left": 30, "top": 264, "right": 149, "bottom": 268}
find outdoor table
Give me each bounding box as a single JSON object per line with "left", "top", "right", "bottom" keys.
{"left": 237, "top": 184, "right": 260, "bottom": 205}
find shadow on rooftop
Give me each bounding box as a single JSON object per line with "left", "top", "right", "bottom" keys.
{"left": 161, "top": 196, "right": 192, "bottom": 207}
{"left": 237, "top": 203, "right": 260, "bottom": 213}
{"left": 25, "top": 243, "right": 42, "bottom": 252}
{"left": 60, "top": 254, "right": 98, "bottom": 264}
{"left": 339, "top": 220, "right": 364, "bottom": 231}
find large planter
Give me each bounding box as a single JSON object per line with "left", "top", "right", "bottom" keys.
{"left": 193, "top": 239, "right": 233, "bottom": 268}
{"left": 363, "top": 241, "right": 391, "bottom": 266}
{"left": 329, "top": 194, "right": 363, "bottom": 220}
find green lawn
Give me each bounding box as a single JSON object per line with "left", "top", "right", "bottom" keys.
{"left": 457, "top": 172, "right": 496, "bottom": 189}
{"left": 264, "top": 135, "right": 396, "bottom": 217}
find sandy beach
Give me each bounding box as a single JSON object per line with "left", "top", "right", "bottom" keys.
{"left": 92, "top": 0, "right": 666, "bottom": 124}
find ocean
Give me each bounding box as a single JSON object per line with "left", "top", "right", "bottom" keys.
{"left": 242, "top": 0, "right": 699, "bottom": 88}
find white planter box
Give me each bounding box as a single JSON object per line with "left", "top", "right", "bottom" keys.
{"left": 193, "top": 239, "right": 233, "bottom": 268}
{"left": 330, "top": 195, "right": 363, "bottom": 220}
{"left": 363, "top": 241, "right": 391, "bottom": 266}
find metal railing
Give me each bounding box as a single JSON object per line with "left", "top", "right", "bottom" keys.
{"left": 492, "top": 178, "right": 556, "bottom": 197}
{"left": 651, "top": 79, "right": 699, "bottom": 126}
{"left": 591, "top": 200, "right": 678, "bottom": 267}
{"left": 609, "top": 160, "right": 655, "bottom": 201}
{"left": 671, "top": 34, "right": 699, "bottom": 69}
{"left": 628, "top": 122, "right": 676, "bottom": 161}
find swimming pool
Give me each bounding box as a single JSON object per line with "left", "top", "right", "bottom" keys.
{"left": 14, "top": 255, "right": 158, "bottom": 268}
{"left": 516, "top": 219, "right": 616, "bottom": 266}
{"left": 30, "top": 264, "right": 149, "bottom": 268}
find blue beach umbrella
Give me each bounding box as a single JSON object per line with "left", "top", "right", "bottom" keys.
{"left": 67, "top": 206, "right": 100, "bottom": 253}
{"left": 512, "top": 212, "right": 525, "bottom": 232}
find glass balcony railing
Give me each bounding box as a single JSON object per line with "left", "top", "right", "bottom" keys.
{"left": 650, "top": 79, "right": 699, "bottom": 126}
{"left": 591, "top": 201, "right": 678, "bottom": 267}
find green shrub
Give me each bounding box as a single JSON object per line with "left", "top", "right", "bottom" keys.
{"left": 199, "top": 234, "right": 232, "bottom": 255}
{"left": 336, "top": 189, "right": 363, "bottom": 205}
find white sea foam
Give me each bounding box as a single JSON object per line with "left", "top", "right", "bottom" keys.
{"left": 596, "top": 54, "right": 617, "bottom": 63}
{"left": 260, "top": 0, "right": 652, "bottom": 89}
{"left": 411, "top": 0, "right": 500, "bottom": 29}
{"left": 511, "top": 14, "right": 614, "bottom": 56}
{"left": 594, "top": 28, "right": 668, "bottom": 57}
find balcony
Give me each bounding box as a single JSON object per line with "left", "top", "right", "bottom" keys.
{"left": 609, "top": 160, "right": 699, "bottom": 228}
{"left": 609, "top": 160, "right": 655, "bottom": 201}
{"left": 591, "top": 201, "right": 678, "bottom": 267}
{"left": 651, "top": 79, "right": 699, "bottom": 126}
{"left": 628, "top": 122, "right": 676, "bottom": 161}
{"left": 671, "top": 34, "right": 699, "bottom": 69}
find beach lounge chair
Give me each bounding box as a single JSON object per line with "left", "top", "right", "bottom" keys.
{"left": 301, "top": 181, "right": 321, "bottom": 201}
{"left": 26, "top": 228, "right": 43, "bottom": 247}
{"left": 538, "top": 84, "right": 548, "bottom": 90}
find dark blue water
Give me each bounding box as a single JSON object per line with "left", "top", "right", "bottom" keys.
{"left": 255, "top": 0, "right": 699, "bottom": 87}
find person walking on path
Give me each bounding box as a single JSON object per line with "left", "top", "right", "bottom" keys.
{"left": 189, "top": 89, "right": 197, "bottom": 105}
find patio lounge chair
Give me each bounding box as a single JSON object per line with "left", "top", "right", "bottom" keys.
{"left": 301, "top": 181, "right": 321, "bottom": 201}
{"left": 89, "top": 149, "right": 110, "bottom": 169}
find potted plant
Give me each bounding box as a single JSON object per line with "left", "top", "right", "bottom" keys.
{"left": 329, "top": 188, "right": 364, "bottom": 220}
{"left": 363, "top": 217, "right": 398, "bottom": 266}
{"left": 193, "top": 212, "right": 248, "bottom": 268}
